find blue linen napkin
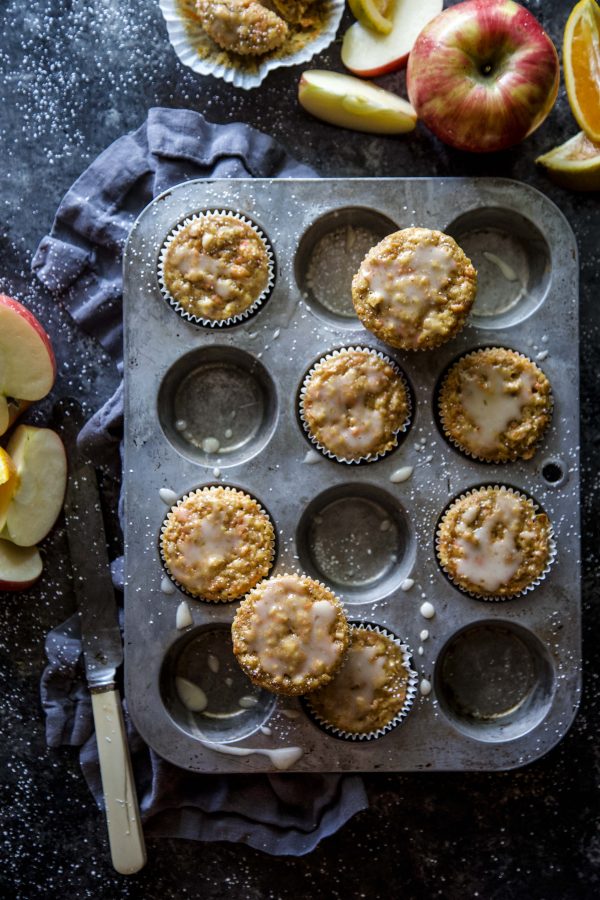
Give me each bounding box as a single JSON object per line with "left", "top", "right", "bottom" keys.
{"left": 33, "top": 107, "right": 367, "bottom": 856}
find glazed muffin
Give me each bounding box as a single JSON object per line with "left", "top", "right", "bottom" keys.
{"left": 231, "top": 574, "right": 350, "bottom": 695}
{"left": 300, "top": 348, "right": 411, "bottom": 462}
{"left": 438, "top": 348, "right": 553, "bottom": 462}
{"left": 436, "top": 486, "right": 552, "bottom": 599}
{"left": 160, "top": 213, "right": 271, "bottom": 322}
{"left": 160, "top": 486, "right": 275, "bottom": 601}
{"left": 307, "top": 625, "right": 415, "bottom": 736}
{"left": 352, "top": 227, "right": 477, "bottom": 350}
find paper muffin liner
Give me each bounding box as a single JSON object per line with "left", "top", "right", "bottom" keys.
{"left": 158, "top": 0, "right": 344, "bottom": 90}
{"left": 302, "top": 621, "right": 418, "bottom": 742}
{"left": 232, "top": 572, "right": 351, "bottom": 696}
{"left": 298, "top": 347, "right": 413, "bottom": 465}
{"left": 435, "top": 485, "right": 557, "bottom": 602}
{"left": 159, "top": 485, "right": 277, "bottom": 602}
{"left": 158, "top": 210, "right": 275, "bottom": 327}
{"left": 437, "top": 347, "right": 554, "bottom": 464}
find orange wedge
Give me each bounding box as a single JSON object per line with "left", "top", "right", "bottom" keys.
{"left": 564, "top": 0, "right": 600, "bottom": 142}
{"left": 536, "top": 131, "right": 600, "bottom": 190}
{"left": 0, "top": 447, "right": 17, "bottom": 529}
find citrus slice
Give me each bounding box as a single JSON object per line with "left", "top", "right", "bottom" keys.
{"left": 536, "top": 131, "right": 600, "bottom": 190}
{"left": 348, "top": 0, "right": 393, "bottom": 35}
{"left": 564, "top": 0, "right": 600, "bottom": 142}
{"left": 0, "top": 447, "right": 17, "bottom": 530}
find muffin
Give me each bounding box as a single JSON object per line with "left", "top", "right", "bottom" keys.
{"left": 160, "top": 486, "right": 275, "bottom": 601}
{"left": 231, "top": 573, "right": 350, "bottom": 695}
{"left": 306, "top": 624, "right": 416, "bottom": 737}
{"left": 436, "top": 486, "right": 553, "bottom": 599}
{"left": 159, "top": 212, "right": 272, "bottom": 323}
{"left": 195, "top": 0, "right": 289, "bottom": 56}
{"left": 438, "top": 348, "right": 553, "bottom": 462}
{"left": 352, "top": 227, "right": 477, "bottom": 350}
{"left": 299, "top": 347, "right": 411, "bottom": 462}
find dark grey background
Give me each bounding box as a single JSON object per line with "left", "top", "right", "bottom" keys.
{"left": 0, "top": 1, "right": 597, "bottom": 897}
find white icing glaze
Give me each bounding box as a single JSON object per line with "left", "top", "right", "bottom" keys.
{"left": 168, "top": 506, "right": 244, "bottom": 592}
{"left": 308, "top": 366, "right": 387, "bottom": 456}
{"left": 400, "top": 578, "right": 415, "bottom": 591}
{"left": 418, "top": 646, "right": 424, "bottom": 656}
{"left": 419, "top": 678, "right": 432, "bottom": 697}
{"left": 207, "top": 653, "right": 220, "bottom": 674}
{"left": 247, "top": 577, "right": 341, "bottom": 686}
{"left": 419, "top": 629, "right": 429, "bottom": 641}
{"left": 260, "top": 725, "right": 272, "bottom": 736}
{"left": 455, "top": 493, "right": 523, "bottom": 592}
{"left": 280, "top": 708, "right": 301, "bottom": 720}
{"left": 159, "top": 487, "right": 179, "bottom": 506}
{"left": 318, "top": 641, "right": 388, "bottom": 721}
{"left": 202, "top": 436, "right": 220, "bottom": 454}
{"left": 212, "top": 467, "right": 221, "bottom": 478}
{"left": 302, "top": 450, "right": 322, "bottom": 465}
{"left": 390, "top": 466, "right": 413, "bottom": 484}
{"left": 420, "top": 602, "right": 435, "bottom": 619}
{"left": 238, "top": 695, "right": 259, "bottom": 708}
{"left": 483, "top": 251, "right": 519, "bottom": 282}
{"left": 198, "top": 740, "right": 303, "bottom": 771}
{"left": 175, "top": 600, "right": 193, "bottom": 629}
{"left": 176, "top": 677, "right": 208, "bottom": 712}
{"left": 459, "top": 363, "right": 538, "bottom": 453}
{"left": 161, "top": 575, "right": 176, "bottom": 596}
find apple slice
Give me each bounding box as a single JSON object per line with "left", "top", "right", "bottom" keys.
{"left": 298, "top": 70, "right": 416, "bottom": 134}
{"left": 342, "top": 0, "right": 443, "bottom": 77}
{"left": 0, "top": 538, "right": 42, "bottom": 590}
{"left": 3, "top": 425, "right": 67, "bottom": 547}
{"left": 0, "top": 294, "right": 56, "bottom": 437}
{"left": 0, "top": 447, "right": 18, "bottom": 531}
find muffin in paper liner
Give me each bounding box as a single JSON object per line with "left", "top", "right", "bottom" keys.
{"left": 231, "top": 573, "right": 350, "bottom": 696}
{"left": 298, "top": 346, "right": 412, "bottom": 465}
{"left": 159, "top": 485, "right": 276, "bottom": 603}
{"left": 302, "top": 622, "right": 418, "bottom": 742}
{"left": 437, "top": 347, "right": 554, "bottom": 464}
{"left": 158, "top": 0, "right": 344, "bottom": 90}
{"left": 158, "top": 210, "right": 275, "bottom": 327}
{"left": 435, "top": 485, "right": 556, "bottom": 602}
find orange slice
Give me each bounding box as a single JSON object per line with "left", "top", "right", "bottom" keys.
{"left": 347, "top": 0, "right": 393, "bottom": 35}
{"left": 564, "top": 0, "right": 600, "bottom": 142}
{"left": 536, "top": 131, "right": 600, "bottom": 190}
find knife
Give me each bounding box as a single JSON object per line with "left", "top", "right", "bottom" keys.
{"left": 57, "top": 398, "right": 146, "bottom": 875}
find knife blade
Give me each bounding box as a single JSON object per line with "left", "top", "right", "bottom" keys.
{"left": 57, "top": 398, "right": 146, "bottom": 875}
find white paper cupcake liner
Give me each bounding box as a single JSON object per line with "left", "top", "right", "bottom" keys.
{"left": 159, "top": 0, "right": 344, "bottom": 90}
{"left": 435, "top": 485, "right": 557, "bottom": 602}
{"left": 437, "top": 347, "right": 554, "bottom": 464}
{"left": 158, "top": 210, "right": 275, "bottom": 327}
{"left": 159, "top": 485, "right": 277, "bottom": 602}
{"left": 302, "top": 622, "right": 418, "bottom": 742}
{"left": 298, "top": 347, "right": 413, "bottom": 465}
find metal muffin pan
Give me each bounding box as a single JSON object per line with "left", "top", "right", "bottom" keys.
{"left": 123, "top": 178, "right": 581, "bottom": 773}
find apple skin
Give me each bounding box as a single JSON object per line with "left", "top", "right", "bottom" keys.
{"left": 342, "top": 0, "right": 443, "bottom": 78}
{"left": 406, "top": 0, "right": 560, "bottom": 153}
{"left": 0, "top": 538, "right": 43, "bottom": 591}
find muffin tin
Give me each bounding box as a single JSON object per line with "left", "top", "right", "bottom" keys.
{"left": 123, "top": 178, "right": 581, "bottom": 773}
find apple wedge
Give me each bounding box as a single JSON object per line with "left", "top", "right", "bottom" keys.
{"left": 3, "top": 425, "right": 67, "bottom": 547}
{"left": 342, "top": 0, "right": 443, "bottom": 77}
{"left": 0, "top": 294, "right": 56, "bottom": 437}
{"left": 298, "top": 70, "right": 416, "bottom": 134}
{"left": 0, "top": 538, "right": 43, "bottom": 590}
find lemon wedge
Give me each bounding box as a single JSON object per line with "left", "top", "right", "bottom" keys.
{"left": 536, "top": 131, "right": 600, "bottom": 190}
{"left": 347, "top": 0, "right": 393, "bottom": 35}
{"left": 564, "top": 0, "right": 600, "bottom": 142}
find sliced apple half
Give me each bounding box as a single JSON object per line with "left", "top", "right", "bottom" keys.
{"left": 0, "top": 538, "right": 43, "bottom": 590}
{"left": 348, "top": 0, "right": 393, "bottom": 35}
{"left": 3, "top": 425, "right": 67, "bottom": 547}
{"left": 298, "top": 70, "right": 417, "bottom": 134}
{"left": 342, "top": 0, "right": 443, "bottom": 77}
{"left": 0, "top": 294, "right": 56, "bottom": 437}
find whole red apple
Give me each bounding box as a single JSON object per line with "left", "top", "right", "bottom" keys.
{"left": 406, "top": 0, "right": 560, "bottom": 153}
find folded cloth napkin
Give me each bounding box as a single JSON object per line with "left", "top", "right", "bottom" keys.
{"left": 34, "top": 108, "right": 367, "bottom": 856}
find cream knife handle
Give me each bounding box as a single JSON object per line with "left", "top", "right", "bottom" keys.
{"left": 91, "top": 687, "right": 147, "bottom": 875}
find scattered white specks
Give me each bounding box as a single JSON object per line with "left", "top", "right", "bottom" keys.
{"left": 401, "top": 578, "right": 415, "bottom": 592}
{"left": 420, "top": 678, "right": 432, "bottom": 697}
{"left": 420, "top": 601, "right": 435, "bottom": 619}
{"left": 159, "top": 487, "right": 178, "bottom": 506}
{"left": 202, "top": 437, "right": 220, "bottom": 454}
{"left": 176, "top": 677, "right": 207, "bottom": 712}
{"left": 175, "top": 600, "right": 193, "bottom": 629}
{"left": 161, "top": 575, "right": 176, "bottom": 596}
{"left": 390, "top": 465, "right": 413, "bottom": 484}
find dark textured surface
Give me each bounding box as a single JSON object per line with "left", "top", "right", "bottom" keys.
{"left": 0, "top": 1, "right": 598, "bottom": 898}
